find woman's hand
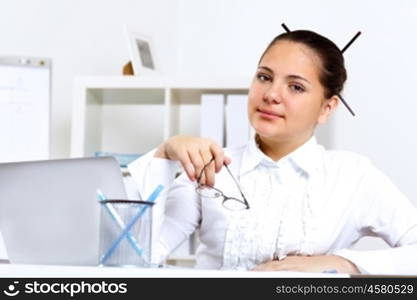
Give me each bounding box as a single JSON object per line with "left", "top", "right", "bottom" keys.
{"left": 154, "top": 135, "right": 231, "bottom": 186}
{"left": 252, "top": 255, "right": 360, "bottom": 274}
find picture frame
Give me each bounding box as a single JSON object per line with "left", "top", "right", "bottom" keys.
{"left": 123, "top": 25, "right": 157, "bottom": 76}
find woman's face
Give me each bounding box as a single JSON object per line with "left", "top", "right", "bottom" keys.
{"left": 248, "top": 40, "right": 335, "bottom": 143}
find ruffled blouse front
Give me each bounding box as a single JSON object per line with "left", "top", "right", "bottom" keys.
{"left": 222, "top": 150, "right": 316, "bottom": 270}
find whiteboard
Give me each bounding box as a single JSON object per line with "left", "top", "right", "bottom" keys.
{"left": 0, "top": 56, "right": 50, "bottom": 163}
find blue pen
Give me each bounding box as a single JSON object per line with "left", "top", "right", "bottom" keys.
{"left": 323, "top": 269, "right": 338, "bottom": 274}
{"left": 97, "top": 189, "right": 143, "bottom": 257}
{"left": 100, "top": 184, "right": 164, "bottom": 264}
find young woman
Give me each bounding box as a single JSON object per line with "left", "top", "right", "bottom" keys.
{"left": 128, "top": 30, "right": 417, "bottom": 274}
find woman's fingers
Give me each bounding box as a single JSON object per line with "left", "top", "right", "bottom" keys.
{"left": 188, "top": 150, "right": 207, "bottom": 184}
{"left": 210, "top": 144, "right": 225, "bottom": 173}
{"left": 200, "top": 150, "right": 215, "bottom": 187}
{"left": 224, "top": 155, "right": 232, "bottom": 165}
{"left": 177, "top": 151, "right": 195, "bottom": 181}
{"left": 154, "top": 135, "right": 230, "bottom": 186}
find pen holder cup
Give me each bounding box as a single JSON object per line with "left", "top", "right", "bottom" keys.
{"left": 98, "top": 200, "right": 154, "bottom": 267}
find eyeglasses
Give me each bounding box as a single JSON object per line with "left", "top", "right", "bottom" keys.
{"left": 195, "top": 157, "right": 250, "bottom": 210}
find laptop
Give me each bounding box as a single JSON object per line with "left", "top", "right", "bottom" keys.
{"left": 0, "top": 157, "right": 127, "bottom": 265}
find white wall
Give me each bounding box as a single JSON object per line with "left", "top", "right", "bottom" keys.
{"left": 0, "top": 0, "right": 180, "bottom": 158}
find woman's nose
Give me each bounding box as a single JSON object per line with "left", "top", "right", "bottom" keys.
{"left": 263, "top": 84, "right": 282, "bottom": 104}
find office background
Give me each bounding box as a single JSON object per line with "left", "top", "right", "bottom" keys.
{"left": 1, "top": 0, "right": 417, "bottom": 250}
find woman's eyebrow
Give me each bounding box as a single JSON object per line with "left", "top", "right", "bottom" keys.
{"left": 258, "top": 66, "right": 311, "bottom": 85}
{"left": 257, "top": 66, "right": 274, "bottom": 73}
{"left": 287, "top": 75, "right": 311, "bottom": 85}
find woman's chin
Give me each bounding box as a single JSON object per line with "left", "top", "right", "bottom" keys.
{"left": 253, "top": 125, "right": 281, "bottom": 138}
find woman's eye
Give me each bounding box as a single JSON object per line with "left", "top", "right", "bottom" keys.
{"left": 257, "top": 74, "right": 271, "bottom": 82}
{"left": 290, "top": 84, "right": 305, "bottom": 93}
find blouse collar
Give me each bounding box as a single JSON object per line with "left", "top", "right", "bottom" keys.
{"left": 239, "top": 134, "right": 324, "bottom": 177}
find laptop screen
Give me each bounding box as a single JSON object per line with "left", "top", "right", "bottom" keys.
{"left": 0, "top": 157, "right": 127, "bottom": 265}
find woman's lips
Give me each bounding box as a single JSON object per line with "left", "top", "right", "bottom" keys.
{"left": 257, "top": 108, "right": 284, "bottom": 120}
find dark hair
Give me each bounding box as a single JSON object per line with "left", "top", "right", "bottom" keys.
{"left": 259, "top": 30, "right": 347, "bottom": 99}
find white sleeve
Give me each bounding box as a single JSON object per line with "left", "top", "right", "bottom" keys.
{"left": 156, "top": 172, "right": 201, "bottom": 264}
{"left": 127, "top": 149, "right": 180, "bottom": 199}
{"left": 127, "top": 149, "right": 180, "bottom": 264}
{"left": 333, "top": 162, "right": 417, "bottom": 275}
{"left": 127, "top": 149, "right": 200, "bottom": 265}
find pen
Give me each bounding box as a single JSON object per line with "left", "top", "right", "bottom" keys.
{"left": 100, "top": 184, "right": 164, "bottom": 264}
{"left": 97, "top": 189, "right": 143, "bottom": 257}
{"left": 322, "top": 269, "right": 338, "bottom": 274}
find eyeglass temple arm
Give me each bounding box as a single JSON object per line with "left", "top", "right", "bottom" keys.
{"left": 197, "top": 158, "right": 216, "bottom": 183}
{"left": 280, "top": 23, "right": 358, "bottom": 117}
{"left": 224, "top": 164, "right": 250, "bottom": 208}
{"left": 199, "top": 158, "right": 249, "bottom": 208}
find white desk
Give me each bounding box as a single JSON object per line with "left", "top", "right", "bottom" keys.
{"left": 0, "top": 264, "right": 349, "bottom": 278}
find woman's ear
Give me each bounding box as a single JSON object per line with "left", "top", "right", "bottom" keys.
{"left": 317, "top": 95, "right": 339, "bottom": 124}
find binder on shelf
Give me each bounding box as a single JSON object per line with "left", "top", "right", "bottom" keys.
{"left": 200, "top": 94, "right": 225, "bottom": 146}
{"left": 226, "top": 94, "right": 250, "bottom": 147}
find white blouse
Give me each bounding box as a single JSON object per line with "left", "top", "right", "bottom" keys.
{"left": 128, "top": 136, "right": 417, "bottom": 275}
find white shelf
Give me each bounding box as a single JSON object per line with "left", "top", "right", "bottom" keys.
{"left": 73, "top": 75, "right": 251, "bottom": 89}
{"left": 71, "top": 76, "right": 250, "bottom": 158}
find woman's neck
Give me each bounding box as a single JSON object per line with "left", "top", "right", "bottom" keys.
{"left": 256, "top": 134, "right": 312, "bottom": 162}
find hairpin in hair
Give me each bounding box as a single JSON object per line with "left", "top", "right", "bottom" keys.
{"left": 341, "top": 31, "right": 361, "bottom": 53}
{"left": 280, "top": 23, "right": 360, "bottom": 116}
{"left": 281, "top": 23, "right": 291, "bottom": 33}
